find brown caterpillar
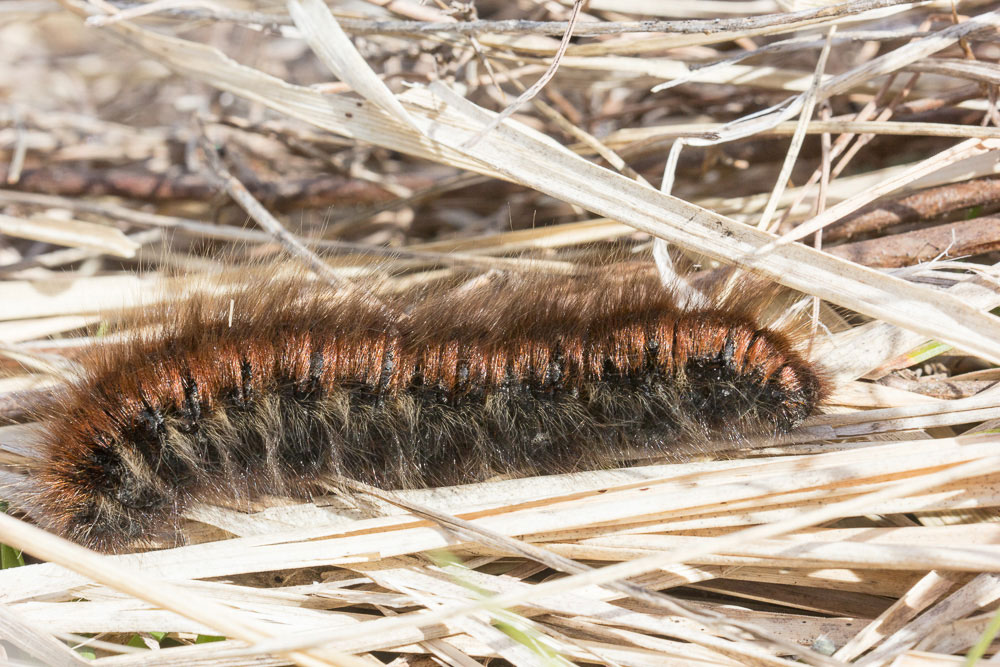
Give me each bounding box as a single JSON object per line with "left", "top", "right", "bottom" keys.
{"left": 18, "top": 267, "right": 828, "bottom": 552}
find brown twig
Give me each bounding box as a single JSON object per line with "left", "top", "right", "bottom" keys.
{"left": 828, "top": 217, "right": 1000, "bottom": 267}
{"left": 826, "top": 176, "right": 1000, "bottom": 241}
{"left": 105, "top": 0, "right": 920, "bottom": 36}
{"left": 0, "top": 164, "right": 427, "bottom": 211}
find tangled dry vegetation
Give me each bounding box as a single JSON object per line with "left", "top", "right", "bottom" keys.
{"left": 3, "top": 0, "right": 1000, "bottom": 665}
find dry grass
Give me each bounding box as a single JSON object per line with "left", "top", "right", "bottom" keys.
{"left": 3, "top": 0, "right": 1000, "bottom": 664}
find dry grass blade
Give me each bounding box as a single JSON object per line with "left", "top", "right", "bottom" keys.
{"left": 757, "top": 24, "right": 837, "bottom": 231}
{"left": 833, "top": 572, "right": 958, "bottom": 662}
{"left": 857, "top": 573, "right": 1000, "bottom": 666}
{"left": 0, "top": 513, "right": 370, "bottom": 667}
{"left": 0, "top": 213, "right": 139, "bottom": 258}
{"left": 0, "top": 602, "right": 88, "bottom": 666}
{"left": 287, "top": 0, "right": 417, "bottom": 131}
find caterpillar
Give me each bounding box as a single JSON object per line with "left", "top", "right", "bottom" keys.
{"left": 17, "top": 266, "right": 828, "bottom": 552}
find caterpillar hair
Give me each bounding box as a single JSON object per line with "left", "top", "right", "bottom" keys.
{"left": 17, "top": 264, "right": 829, "bottom": 552}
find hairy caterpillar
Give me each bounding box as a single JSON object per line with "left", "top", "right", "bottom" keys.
{"left": 18, "top": 266, "right": 828, "bottom": 552}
